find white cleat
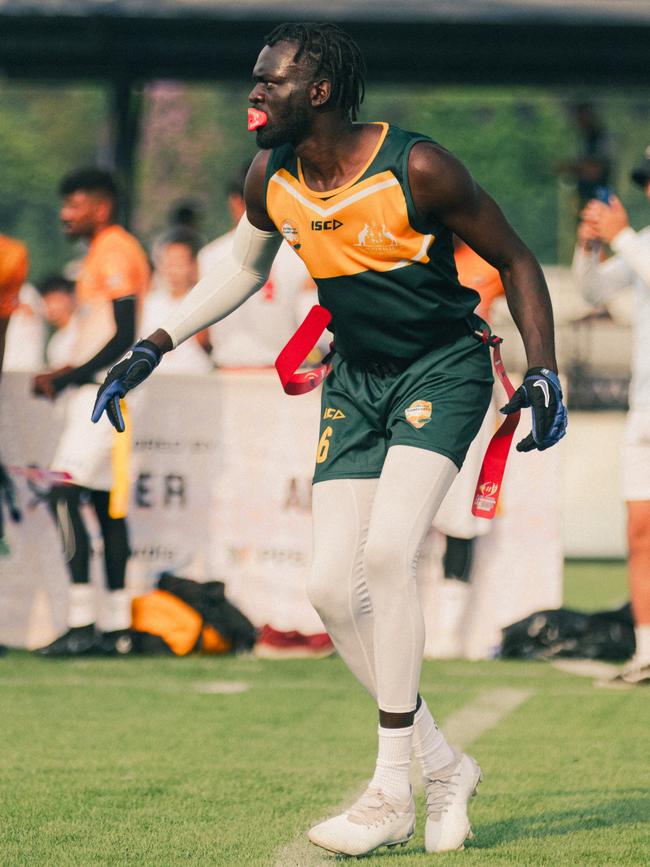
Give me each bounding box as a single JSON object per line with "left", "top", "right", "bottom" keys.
{"left": 308, "top": 785, "right": 415, "bottom": 857}
{"left": 424, "top": 751, "right": 482, "bottom": 852}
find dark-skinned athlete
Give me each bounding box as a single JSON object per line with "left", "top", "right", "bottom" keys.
{"left": 92, "top": 23, "right": 566, "bottom": 856}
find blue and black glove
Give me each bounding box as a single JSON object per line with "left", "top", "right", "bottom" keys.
{"left": 500, "top": 367, "right": 567, "bottom": 452}
{"left": 91, "top": 339, "right": 161, "bottom": 432}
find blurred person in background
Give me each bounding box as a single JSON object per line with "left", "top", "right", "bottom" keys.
{"left": 167, "top": 199, "right": 204, "bottom": 238}
{"left": 199, "top": 164, "right": 324, "bottom": 369}
{"left": 0, "top": 233, "right": 29, "bottom": 560}
{"left": 2, "top": 261, "right": 47, "bottom": 373}
{"left": 92, "top": 23, "right": 566, "bottom": 856}
{"left": 557, "top": 101, "right": 613, "bottom": 210}
{"left": 151, "top": 199, "right": 206, "bottom": 268}
{"left": 38, "top": 275, "right": 78, "bottom": 368}
{"left": 573, "top": 146, "right": 650, "bottom": 686}
{"left": 430, "top": 236, "right": 505, "bottom": 657}
{"left": 142, "top": 227, "right": 214, "bottom": 374}
{"left": 32, "top": 168, "right": 150, "bottom": 657}
{"left": 0, "top": 233, "right": 29, "bottom": 375}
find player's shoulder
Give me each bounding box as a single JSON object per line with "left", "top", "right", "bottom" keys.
{"left": 0, "top": 234, "right": 28, "bottom": 272}
{"left": 408, "top": 138, "right": 465, "bottom": 182}
{"left": 95, "top": 225, "right": 148, "bottom": 261}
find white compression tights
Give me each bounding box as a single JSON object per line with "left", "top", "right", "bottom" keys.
{"left": 307, "top": 445, "right": 458, "bottom": 713}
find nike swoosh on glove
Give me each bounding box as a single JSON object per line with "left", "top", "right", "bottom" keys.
{"left": 91, "top": 339, "right": 161, "bottom": 432}
{"left": 500, "top": 367, "right": 568, "bottom": 452}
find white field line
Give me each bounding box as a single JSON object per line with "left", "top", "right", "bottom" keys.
{"left": 551, "top": 659, "right": 620, "bottom": 680}
{"left": 270, "top": 687, "right": 532, "bottom": 867}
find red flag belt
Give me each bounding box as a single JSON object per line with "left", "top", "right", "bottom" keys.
{"left": 275, "top": 305, "right": 333, "bottom": 395}
{"left": 275, "top": 311, "right": 519, "bottom": 519}
{"left": 471, "top": 329, "right": 520, "bottom": 520}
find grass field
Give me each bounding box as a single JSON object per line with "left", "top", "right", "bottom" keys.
{"left": 1, "top": 561, "right": 647, "bottom": 866}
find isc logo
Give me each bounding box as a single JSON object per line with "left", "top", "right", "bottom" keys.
{"left": 311, "top": 219, "right": 343, "bottom": 231}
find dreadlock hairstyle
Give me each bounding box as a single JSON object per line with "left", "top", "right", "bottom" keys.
{"left": 265, "top": 22, "right": 366, "bottom": 121}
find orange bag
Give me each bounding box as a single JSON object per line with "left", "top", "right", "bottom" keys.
{"left": 131, "top": 590, "right": 202, "bottom": 656}
{"left": 131, "top": 589, "right": 233, "bottom": 656}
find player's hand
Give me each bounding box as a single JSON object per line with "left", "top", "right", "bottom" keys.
{"left": 91, "top": 339, "right": 161, "bottom": 432}
{"left": 500, "top": 367, "right": 567, "bottom": 452}
{"left": 32, "top": 366, "right": 74, "bottom": 399}
{"left": 580, "top": 195, "right": 629, "bottom": 245}
{"left": 576, "top": 219, "right": 601, "bottom": 248}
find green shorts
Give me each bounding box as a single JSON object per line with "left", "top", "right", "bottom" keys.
{"left": 313, "top": 320, "right": 494, "bottom": 484}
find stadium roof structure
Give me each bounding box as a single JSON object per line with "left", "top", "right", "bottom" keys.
{"left": 1, "top": 0, "right": 650, "bottom": 86}
{"left": 3, "top": 0, "right": 649, "bottom": 220}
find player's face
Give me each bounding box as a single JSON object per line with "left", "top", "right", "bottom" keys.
{"left": 159, "top": 242, "right": 198, "bottom": 294}
{"left": 59, "top": 191, "right": 110, "bottom": 239}
{"left": 43, "top": 290, "right": 74, "bottom": 328}
{"left": 249, "top": 42, "right": 314, "bottom": 149}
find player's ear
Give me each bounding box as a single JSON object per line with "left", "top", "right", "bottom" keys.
{"left": 95, "top": 196, "right": 114, "bottom": 224}
{"left": 310, "top": 78, "right": 332, "bottom": 109}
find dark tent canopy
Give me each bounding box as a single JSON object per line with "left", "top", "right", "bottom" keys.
{"left": 3, "top": 1, "right": 649, "bottom": 219}
{"left": 2, "top": 0, "right": 650, "bottom": 86}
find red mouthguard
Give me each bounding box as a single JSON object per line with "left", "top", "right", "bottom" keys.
{"left": 248, "top": 108, "right": 268, "bottom": 131}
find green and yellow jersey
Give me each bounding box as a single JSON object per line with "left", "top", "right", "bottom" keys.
{"left": 263, "top": 122, "right": 480, "bottom": 364}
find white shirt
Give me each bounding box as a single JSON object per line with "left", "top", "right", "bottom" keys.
{"left": 141, "top": 286, "right": 215, "bottom": 375}
{"left": 3, "top": 284, "right": 47, "bottom": 372}
{"left": 46, "top": 318, "right": 80, "bottom": 368}
{"left": 572, "top": 225, "right": 650, "bottom": 409}
{"left": 198, "top": 232, "right": 320, "bottom": 368}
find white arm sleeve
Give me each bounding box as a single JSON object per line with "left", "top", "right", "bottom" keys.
{"left": 571, "top": 242, "right": 634, "bottom": 307}
{"left": 610, "top": 226, "right": 650, "bottom": 289}
{"left": 161, "top": 214, "right": 282, "bottom": 348}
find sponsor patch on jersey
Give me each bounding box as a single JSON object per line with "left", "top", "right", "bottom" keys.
{"left": 281, "top": 219, "right": 301, "bottom": 250}
{"left": 355, "top": 220, "right": 400, "bottom": 257}
{"left": 311, "top": 219, "right": 343, "bottom": 231}
{"left": 323, "top": 407, "right": 346, "bottom": 420}
{"left": 405, "top": 400, "right": 432, "bottom": 429}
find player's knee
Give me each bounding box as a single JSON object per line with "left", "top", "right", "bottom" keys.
{"left": 363, "top": 533, "right": 408, "bottom": 590}
{"left": 306, "top": 565, "right": 353, "bottom": 627}
{"left": 628, "top": 513, "right": 650, "bottom": 553}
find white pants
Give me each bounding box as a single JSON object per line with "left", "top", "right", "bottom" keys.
{"left": 50, "top": 385, "right": 115, "bottom": 490}
{"left": 307, "top": 446, "right": 457, "bottom": 713}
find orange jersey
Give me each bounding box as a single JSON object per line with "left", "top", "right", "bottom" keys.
{"left": 73, "top": 225, "right": 150, "bottom": 364}
{"left": 454, "top": 243, "right": 504, "bottom": 322}
{"left": 0, "top": 234, "right": 29, "bottom": 319}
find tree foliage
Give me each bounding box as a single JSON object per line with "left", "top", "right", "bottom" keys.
{"left": 1, "top": 80, "right": 650, "bottom": 286}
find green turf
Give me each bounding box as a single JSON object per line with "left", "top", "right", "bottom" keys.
{"left": 562, "top": 560, "right": 628, "bottom": 612}
{"left": 1, "top": 562, "right": 647, "bottom": 866}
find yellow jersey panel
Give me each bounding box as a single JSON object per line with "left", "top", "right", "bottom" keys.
{"left": 267, "top": 168, "right": 433, "bottom": 279}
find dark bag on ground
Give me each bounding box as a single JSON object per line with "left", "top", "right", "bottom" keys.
{"left": 500, "top": 603, "right": 635, "bottom": 661}
{"left": 131, "top": 574, "right": 256, "bottom": 656}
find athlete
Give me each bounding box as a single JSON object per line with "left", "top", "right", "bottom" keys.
{"left": 0, "top": 234, "right": 29, "bottom": 556}
{"left": 573, "top": 146, "right": 650, "bottom": 687}
{"left": 33, "top": 168, "right": 150, "bottom": 656}
{"left": 92, "top": 23, "right": 566, "bottom": 855}
{"left": 0, "top": 233, "right": 29, "bottom": 376}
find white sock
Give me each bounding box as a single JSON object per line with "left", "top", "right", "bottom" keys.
{"left": 634, "top": 625, "right": 650, "bottom": 665}
{"left": 413, "top": 699, "right": 455, "bottom": 776}
{"left": 100, "top": 589, "right": 131, "bottom": 633}
{"left": 369, "top": 725, "right": 413, "bottom": 802}
{"left": 67, "top": 583, "right": 95, "bottom": 629}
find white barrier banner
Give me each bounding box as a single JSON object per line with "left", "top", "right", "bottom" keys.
{"left": 0, "top": 370, "right": 562, "bottom": 655}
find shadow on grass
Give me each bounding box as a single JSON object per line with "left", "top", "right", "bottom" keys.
{"left": 471, "top": 789, "right": 650, "bottom": 849}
